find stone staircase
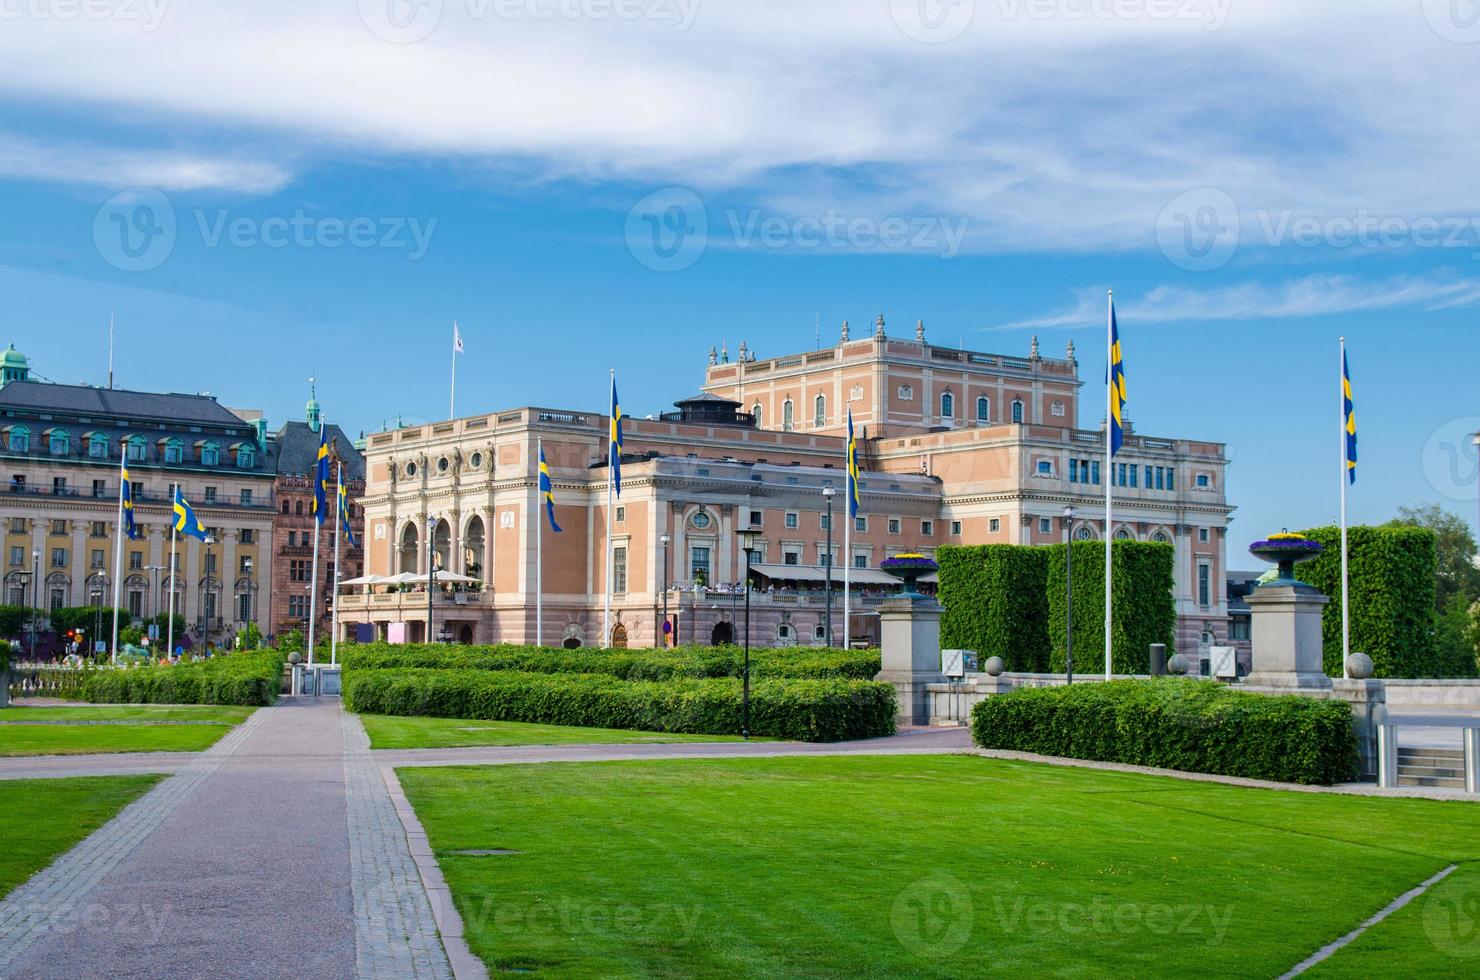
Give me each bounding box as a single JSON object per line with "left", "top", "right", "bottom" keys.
{"left": 1397, "top": 747, "right": 1468, "bottom": 789}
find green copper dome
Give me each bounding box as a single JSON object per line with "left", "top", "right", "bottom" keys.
{"left": 0, "top": 344, "right": 29, "bottom": 387}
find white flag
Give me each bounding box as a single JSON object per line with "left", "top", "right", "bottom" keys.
{"left": 453, "top": 322, "right": 464, "bottom": 353}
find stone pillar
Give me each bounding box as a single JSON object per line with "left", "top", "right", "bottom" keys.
{"left": 1243, "top": 583, "right": 1331, "bottom": 689}
{"left": 875, "top": 594, "right": 945, "bottom": 726}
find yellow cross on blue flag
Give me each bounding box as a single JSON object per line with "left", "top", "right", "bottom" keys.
{"left": 846, "top": 409, "right": 861, "bottom": 519}
{"left": 121, "top": 466, "right": 141, "bottom": 540}
{"left": 338, "top": 479, "right": 358, "bottom": 547}
{"left": 1343, "top": 348, "right": 1357, "bottom": 483}
{"left": 539, "top": 446, "right": 562, "bottom": 532}
{"left": 313, "top": 426, "right": 330, "bottom": 525}
{"left": 172, "top": 486, "right": 208, "bottom": 541}
{"left": 1109, "top": 300, "right": 1127, "bottom": 457}
{"left": 609, "top": 375, "right": 623, "bottom": 498}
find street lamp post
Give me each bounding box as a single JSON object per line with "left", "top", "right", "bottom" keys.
{"left": 15, "top": 569, "right": 32, "bottom": 658}
{"left": 30, "top": 549, "right": 39, "bottom": 657}
{"left": 660, "top": 532, "right": 670, "bottom": 648}
{"left": 91, "top": 590, "right": 102, "bottom": 655}
{"left": 822, "top": 485, "right": 836, "bottom": 647}
{"left": 145, "top": 564, "right": 164, "bottom": 621}
{"left": 243, "top": 556, "right": 254, "bottom": 644}
{"left": 200, "top": 534, "right": 215, "bottom": 644}
{"left": 737, "top": 527, "right": 756, "bottom": 739}
{"left": 1063, "top": 506, "right": 1076, "bottom": 685}
{"left": 426, "top": 516, "right": 436, "bottom": 644}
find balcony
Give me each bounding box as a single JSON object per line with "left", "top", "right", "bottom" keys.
{"left": 335, "top": 588, "right": 494, "bottom": 614}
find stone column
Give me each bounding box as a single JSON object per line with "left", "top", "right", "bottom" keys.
{"left": 1243, "top": 582, "right": 1331, "bottom": 689}
{"left": 875, "top": 593, "right": 946, "bottom": 726}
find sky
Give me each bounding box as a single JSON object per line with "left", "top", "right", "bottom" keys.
{"left": 0, "top": 0, "right": 1478, "bottom": 559}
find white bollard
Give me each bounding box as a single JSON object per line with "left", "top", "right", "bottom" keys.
{"left": 1377, "top": 723, "right": 1398, "bottom": 789}
{"left": 1464, "top": 726, "right": 1480, "bottom": 795}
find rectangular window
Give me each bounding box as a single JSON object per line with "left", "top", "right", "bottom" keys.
{"left": 689, "top": 546, "right": 710, "bottom": 582}
{"left": 1116, "top": 463, "right": 1126, "bottom": 486}
{"left": 49, "top": 588, "right": 64, "bottom": 613}
{"left": 90, "top": 549, "right": 104, "bottom": 569}
{"left": 1197, "top": 473, "right": 1211, "bottom": 488}
{"left": 91, "top": 521, "right": 107, "bottom": 537}
{"left": 240, "top": 489, "right": 253, "bottom": 505}
{"left": 1039, "top": 518, "right": 1051, "bottom": 534}
{"left": 1128, "top": 466, "right": 1138, "bottom": 488}
{"left": 240, "top": 529, "right": 254, "bottom": 545}
{"left": 9, "top": 546, "right": 21, "bottom": 566}
{"left": 288, "top": 530, "right": 297, "bottom": 547}
{"left": 1230, "top": 619, "right": 1250, "bottom": 641}
{"left": 50, "top": 519, "right": 66, "bottom": 536}
{"left": 989, "top": 518, "right": 1000, "bottom": 533}
{"left": 749, "top": 510, "right": 763, "bottom": 526}
{"left": 239, "top": 555, "right": 251, "bottom": 573}
{"left": 290, "top": 560, "right": 309, "bottom": 582}
{"left": 784, "top": 551, "right": 799, "bottom": 565}
{"left": 613, "top": 546, "right": 628, "bottom": 594}
{"left": 1091, "top": 461, "right": 1100, "bottom": 485}
{"left": 52, "top": 477, "right": 67, "bottom": 494}
{"left": 288, "top": 595, "right": 308, "bottom": 619}
{"left": 854, "top": 516, "right": 866, "bottom": 532}
{"left": 950, "top": 521, "right": 962, "bottom": 536}
{"left": 1198, "top": 563, "right": 1211, "bottom": 607}
{"left": 888, "top": 518, "right": 901, "bottom": 534}
{"left": 238, "top": 592, "right": 253, "bottom": 622}
{"left": 615, "top": 506, "right": 625, "bottom": 523}
{"left": 853, "top": 553, "right": 868, "bottom": 569}
{"left": 922, "top": 520, "right": 934, "bottom": 536}
{"left": 204, "top": 486, "right": 217, "bottom": 502}
{"left": 129, "top": 550, "right": 143, "bottom": 569}
{"left": 92, "top": 479, "right": 106, "bottom": 498}
{"left": 128, "top": 590, "right": 144, "bottom": 618}
{"left": 820, "top": 514, "right": 830, "bottom": 531}
{"left": 1036, "top": 460, "right": 1053, "bottom": 476}
{"left": 1199, "top": 527, "right": 1210, "bottom": 543}
{"left": 1069, "top": 461, "right": 1078, "bottom": 484}
{"left": 205, "top": 553, "right": 217, "bottom": 575}
{"left": 10, "top": 517, "right": 25, "bottom": 533}
{"left": 132, "top": 481, "right": 143, "bottom": 500}
{"left": 1166, "top": 468, "right": 1175, "bottom": 491}
{"left": 51, "top": 547, "right": 66, "bottom": 567}
{"left": 785, "top": 512, "right": 799, "bottom": 529}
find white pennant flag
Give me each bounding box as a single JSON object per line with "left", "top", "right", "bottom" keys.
{"left": 453, "top": 322, "right": 464, "bottom": 353}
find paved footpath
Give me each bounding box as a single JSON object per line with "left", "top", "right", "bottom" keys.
{"left": 0, "top": 699, "right": 451, "bottom": 980}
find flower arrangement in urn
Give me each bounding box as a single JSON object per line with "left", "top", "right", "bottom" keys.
{"left": 1248, "top": 530, "right": 1323, "bottom": 587}
{"left": 880, "top": 553, "right": 938, "bottom": 597}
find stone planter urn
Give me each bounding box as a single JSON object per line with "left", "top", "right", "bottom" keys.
{"left": 880, "top": 554, "right": 938, "bottom": 598}
{"left": 1248, "top": 530, "right": 1324, "bottom": 587}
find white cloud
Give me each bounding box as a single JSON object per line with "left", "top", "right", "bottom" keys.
{"left": 0, "top": 134, "right": 289, "bottom": 194}
{"left": 998, "top": 274, "right": 1480, "bottom": 329}
{"left": 0, "top": 1, "right": 1475, "bottom": 253}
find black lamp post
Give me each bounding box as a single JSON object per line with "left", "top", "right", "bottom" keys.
{"left": 31, "top": 548, "right": 39, "bottom": 657}
{"left": 660, "top": 532, "right": 670, "bottom": 648}
{"left": 426, "top": 515, "right": 436, "bottom": 644}
{"left": 737, "top": 527, "right": 755, "bottom": 740}
{"left": 1063, "top": 506, "right": 1076, "bottom": 685}
{"left": 822, "top": 485, "right": 836, "bottom": 647}
{"left": 243, "top": 556, "right": 254, "bottom": 641}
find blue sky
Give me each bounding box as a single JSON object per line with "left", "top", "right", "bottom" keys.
{"left": 1, "top": 1, "right": 1478, "bottom": 558}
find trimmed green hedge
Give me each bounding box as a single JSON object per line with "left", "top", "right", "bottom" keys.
{"left": 341, "top": 643, "right": 880, "bottom": 682}
{"left": 1046, "top": 541, "right": 1176, "bottom": 675}
{"left": 77, "top": 650, "right": 284, "bottom": 706}
{"left": 1297, "top": 524, "right": 1451, "bottom": 678}
{"left": 937, "top": 545, "right": 1049, "bottom": 671}
{"left": 970, "top": 678, "right": 1358, "bottom": 785}
{"left": 344, "top": 668, "right": 897, "bottom": 742}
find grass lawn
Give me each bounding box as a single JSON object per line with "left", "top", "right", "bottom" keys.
{"left": 0, "top": 775, "right": 161, "bottom": 898}
{"left": 400, "top": 755, "right": 1480, "bottom": 978}
{"left": 359, "top": 713, "right": 755, "bottom": 750}
{"left": 0, "top": 705, "right": 255, "bottom": 724}
{"left": 1305, "top": 862, "right": 1480, "bottom": 976}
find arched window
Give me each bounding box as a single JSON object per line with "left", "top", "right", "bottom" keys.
{"left": 8, "top": 426, "right": 29, "bottom": 452}
{"left": 281, "top": 500, "right": 290, "bottom": 515}
{"left": 1011, "top": 400, "right": 1024, "bottom": 423}
{"left": 1115, "top": 527, "right": 1132, "bottom": 540}
{"left": 940, "top": 392, "right": 954, "bottom": 419}
{"left": 813, "top": 394, "right": 826, "bottom": 426}
{"left": 295, "top": 500, "right": 304, "bottom": 516}
{"left": 126, "top": 437, "right": 146, "bottom": 462}
{"left": 976, "top": 396, "right": 989, "bottom": 422}
{"left": 1074, "top": 526, "right": 1094, "bottom": 541}
{"left": 1152, "top": 530, "right": 1171, "bottom": 544}
{"left": 237, "top": 446, "right": 256, "bottom": 469}
{"left": 48, "top": 429, "right": 69, "bottom": 455}
{"left": 752, "top": 403, "right": 763, "bottom": 428}
{"left": 782, "top": 399, "right": 794, "bottom": 431}
{"left": 201, "top": 441, "right": 220, "bottom": 466}
{"left": 87, "top": 433, "right": 109, "bottom": 459}
{"left": 164, "top": 438, "right": 184, "bottom": 464}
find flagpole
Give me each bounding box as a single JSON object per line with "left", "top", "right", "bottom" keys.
{"left": 109, "top": 449, "right": 126, "bottom": 662}
{"left": 308, "top": 451, "right": 321, "bottom": 668}
{"left": 1104, "top": 289, "right": 1114, "bottom": 681}
{"left": 603, "top": 371, "right": 614, "bottom": 649}
{"left": 332, "top": 462, "right": 343, "bottom": 668}
{"left": 843, "top": 496, "right": 851, "bottom": 650}
{"left": 536, "top": 437, "right": 544, "bottom": 648}
{"left": 450, "top": 321, "right": 458, "bottom": 420}
{"left": 167, "top": 505, "right": 177, "bottom": 658}
{"left": 1339, "top": 336, "right": 1351, "bottom": 679}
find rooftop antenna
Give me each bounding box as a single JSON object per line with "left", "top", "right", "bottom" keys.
{"left": 107, "top": 310, "right": 115, "bottom": 389}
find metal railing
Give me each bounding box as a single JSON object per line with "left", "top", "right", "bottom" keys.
{"left": 1376, "top": 721, "right": 1480, "bottom": 792}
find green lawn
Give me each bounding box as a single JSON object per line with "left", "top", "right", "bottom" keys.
{"left": 399, "top": 755, "right": 1480, "bottom": 978}
{"left": 0, "top": 775, "right": 161, "bottom": 897}
{"left": 359, "top": 713, "right": 754, "bottom": 750}
{"left": 0, "top": 705, "right": 255, "bottom": 724}
{"left": 1306, "top": 862, "right": 1480, "bottom": 976}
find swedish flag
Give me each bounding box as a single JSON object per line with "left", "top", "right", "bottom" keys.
{"left": 539, "top": 446, "right": 562, "bottom": 532}
{"left": 1109, "top": 301, "right": 1127, "bottom": 457}
{"left": 172, "top": 486, "right": 208, "bottom": 541}
{"left": 121, "top": 466, "right": 141, "bottom": 540}
{"left": 609, "top": 376, "right": 623, "bottom": 498}
{"left": 313, "top": 426, "right": 330, "bottom": 525}
{"left": 1343, "top": 348, "right": 1357, "bottom": 483}
{"left": 846, "top": 409, "right": 860, "bottom": 519}
{"left": 338, "top": 479, "right": 359, "bottom": 547}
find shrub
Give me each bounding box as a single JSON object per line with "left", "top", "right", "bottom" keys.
{"left": 1297, "top": 524, "right": 1443, "bottom": 677}
{"left": 341, "top": 643, "right": 880, "bottom": 682}
{"left": 1046, "top": 541, "right": 1176, "bottom": 675}
{"left": 344, "top": 668, "right": 897, "bottom": 742}
{"left": 970, "top": 678, "right": 1358, "bottom": 785}
{"left": 79, "top": 650, "right": 285, "bottom": 706}
{"left": 937, "top": 545, "right": 1049, "bottom": 671}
